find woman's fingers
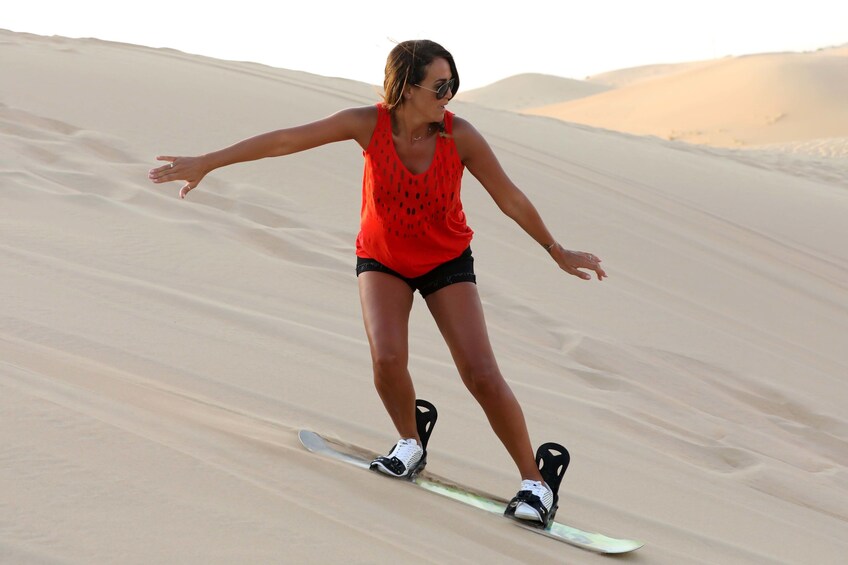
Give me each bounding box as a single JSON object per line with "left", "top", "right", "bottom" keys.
{"left": 556, "top": 249, "right": 607, "bottom": 281}
{"left": 179, "top": 184, "right": 195, "bottom": 199}
{"left": 566, "top": 267, "right": 592, "bottom": 280}
{"left": 155, "top": 155, "right": 177, "bottom": 170}
{"left": 590, "top": 265, "right": 607, "bottom": 280}
{"left": 148, "top": 156, "right": 204, "bottom": 197}
{"left": 581, "top": 252, "right": 606, "bottom": 280}
{"left": 148, "top": 157, "right": 178, "bottom": 181}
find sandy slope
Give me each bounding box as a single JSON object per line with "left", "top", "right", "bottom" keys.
{"left": 526, "top": 47, "right": 848, "bottom": 150}
{"left": 2, "top": 30, "right": 847, "bottom": 564}
{"left": 585, "top": 59, "right": 718, "bottom": 88}
{"left": 455, "top": 73, "right": 610, "bottom": 111}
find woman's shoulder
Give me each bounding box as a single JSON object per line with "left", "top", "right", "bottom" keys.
{"left": 330, "top": 105, "right": 380, "bottom": 147}
{"left": 448, "top": 115, "right": 483, "bottom": 145}
{"left": 338, "top": 104, "right": 379, "bottom": 128}
{"left": 446, "top": 114, "right": 492, "bottom": 164}
{"left": 449, "top": 114, "right": 481, "bottom": 138}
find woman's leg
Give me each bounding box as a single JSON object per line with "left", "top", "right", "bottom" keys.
{"left": 358, "top": 271, "right": 420, "bottom": 443}
{"left": 425, "top": 282, "right": 543, "bottom": 481}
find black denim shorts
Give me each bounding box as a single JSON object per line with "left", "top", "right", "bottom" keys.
{"left": 356, "top": 247, "right": 476, "bottom": 298}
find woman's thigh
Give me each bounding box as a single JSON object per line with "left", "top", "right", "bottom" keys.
{"left": 358, "top": 271, "right": 415, "bottom": 363}
{"left": 424, "top": 282, "right": 499, "bottom": 377}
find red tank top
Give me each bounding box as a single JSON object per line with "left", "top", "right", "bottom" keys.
{"left": 356, "top": 104, "right": 473, "bottom": 278}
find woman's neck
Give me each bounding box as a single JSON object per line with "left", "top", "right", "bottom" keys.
{"left": 392, "top": 106, "right": 432, "bottom": 144}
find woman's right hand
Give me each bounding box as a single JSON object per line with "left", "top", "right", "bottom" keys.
{"left": 148, "top": 155, "right": 209, "bottom": 199}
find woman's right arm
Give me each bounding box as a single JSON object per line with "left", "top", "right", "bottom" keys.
{"left": 148, "top": 105, "right": 375, "bottom": 198}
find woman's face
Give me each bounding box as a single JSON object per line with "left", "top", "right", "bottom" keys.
{"left": 409, "top": 57, "right": 454, "bottom": 121}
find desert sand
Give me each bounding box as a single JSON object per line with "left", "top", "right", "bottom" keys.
{"left": 523, "top": 45, "right": 848, "bottom": 153}
{"left": 2, "top": 30, "right": 847, "bottom": 564}
{"left": 455, "top": 73, "right": 610, "bottom": 111}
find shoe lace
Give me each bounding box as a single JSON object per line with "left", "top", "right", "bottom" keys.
{"left": 392, "top": 439, "right": 421, "bottom": 464}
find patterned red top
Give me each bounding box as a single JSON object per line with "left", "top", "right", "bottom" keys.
{"left": 355, "top": 104, "right": 473, "bottom": 278}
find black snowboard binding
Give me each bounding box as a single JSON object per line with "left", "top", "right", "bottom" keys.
{"left": 370, "top": 399, "right": 438, "bottom": 480}
{"left": 414, "top": 399, "right": 437, "bottom": 455}
{"left": 504, "top": 442, "right": 570, "bottom": 528}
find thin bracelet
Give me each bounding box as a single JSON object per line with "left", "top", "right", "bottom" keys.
{"left": 543, "top": 242, "right": 558, "bottom": 252}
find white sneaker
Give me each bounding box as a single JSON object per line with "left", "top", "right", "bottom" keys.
{"left": 513, "top": 480, "right": 554, "bottom": 522}
{"left": 370, "top": 438, "right": 424, "bottom": 478}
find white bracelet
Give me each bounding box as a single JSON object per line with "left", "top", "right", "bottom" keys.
{"left": 543, "top": 242, "right": 557, "bottom": 252}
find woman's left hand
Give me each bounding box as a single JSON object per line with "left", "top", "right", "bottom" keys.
{"left": 550, "top": 244, "right": 607, "bottom": 281}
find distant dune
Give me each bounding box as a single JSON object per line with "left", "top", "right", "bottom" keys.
{"left": 455, "top": 73, "right": 610, "bottom": 111}
{"left": 584, "top": 60, "right": 719, "bottom": 88}
{"left": 525, "top": 48, "right": 848, "bottom": 150}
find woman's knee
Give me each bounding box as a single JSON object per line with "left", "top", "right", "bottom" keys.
{"left": 371, "top": 349, "right": 408, "bottom": 381}
{"left": 460, "top": 364, "right": 507, "bottom": 400}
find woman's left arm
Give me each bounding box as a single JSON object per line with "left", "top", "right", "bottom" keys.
{"left": 454, "top": 118, "right": 606, "bottom": 281}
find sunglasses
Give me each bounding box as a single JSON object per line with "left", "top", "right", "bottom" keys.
{"left": 414, "top": 78, "right": 456, "bottom": 100}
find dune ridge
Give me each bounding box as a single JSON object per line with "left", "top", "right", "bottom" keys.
{"left": 455, "top": 73, "right": 610, "bottom": 110}
{"left": 524, "top": 48, "right": 848, "bottom": 150}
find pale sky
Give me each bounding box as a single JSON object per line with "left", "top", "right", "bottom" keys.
{"left": 6, "top": 0, "right": 847, "bottom": 90}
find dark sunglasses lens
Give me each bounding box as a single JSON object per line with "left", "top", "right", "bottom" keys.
{"left": 437, "top": 80, "right": 454, "bottom": 99}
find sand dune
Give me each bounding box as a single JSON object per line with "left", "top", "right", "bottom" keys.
{"left": 455, "top": 73, "right": 610, "bottom": 111}
{"left": 585, "top": 59, "right": 718, "bottom": 88}
{"left": 2, "top": 29, "right": 847, "bottom": 564}
{"left": 524, "top": 47, "right": 848, "bottom": 149}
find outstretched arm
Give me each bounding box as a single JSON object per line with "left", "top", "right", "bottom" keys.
{"left": 148, "top": 106, "right": 375, "bottom": 198}
{"left": 454, "top": 118, "right": 606, "bottom": 281}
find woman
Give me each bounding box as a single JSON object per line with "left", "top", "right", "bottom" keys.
{"left": 148, "top": 40, "right": 606, "bottom": 524}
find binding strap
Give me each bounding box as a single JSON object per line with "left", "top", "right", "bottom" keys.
{"left": 371, "top": 455, "right": 411, "bottom": 476}
{"left": 504, "top": 490, "right": 553, "bottom": 525}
